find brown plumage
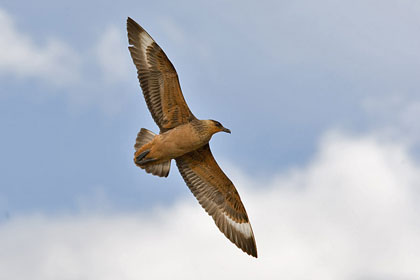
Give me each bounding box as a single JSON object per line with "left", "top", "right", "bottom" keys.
{"left": 127, "top": 17, "right": 257, "bottom": 257}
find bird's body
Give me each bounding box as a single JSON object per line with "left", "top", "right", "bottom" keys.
{"left": 127, "top": 17, "right": 257, "bottom": 257}
{"left": 135, "top": 120, "right": 220, "bottom": 164}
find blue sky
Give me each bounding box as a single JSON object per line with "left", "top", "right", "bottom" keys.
{"left": 1, "top": 1, "right": 420, "bottom": 278}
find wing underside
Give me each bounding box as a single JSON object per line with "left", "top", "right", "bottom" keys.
{"left": 127, "top": 17, "right": 195, "bottom": 132}
{"left": 176, "top": 144, "right": 257, "bottom": 257}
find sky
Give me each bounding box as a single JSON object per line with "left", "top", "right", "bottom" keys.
{"left": 1, "top": 0, "right": 420, "bottom": 279}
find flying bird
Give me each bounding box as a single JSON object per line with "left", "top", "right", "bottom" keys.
{"left": 126, "top": 17, "right": 257, "bottom": 257}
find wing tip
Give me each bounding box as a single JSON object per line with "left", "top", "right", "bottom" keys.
{"left": 126, "top": 16, "right": 144, "bottom": 44}
{"left": 236, "top": 230, "right": 258, "bottom": 258}
{"left": 217, "top": 212, "right": 258, "bottom": 258}
{"left": 127, "top": 16, "right": 139, "bottom": 29}
{"left": 126, "top": 16, "right": 136, "bottom": 30}
{"left": 246, "top": 237, "right": 258, "bottom": 258}
{"left": 126, "top": 17, "right": 155, "bottom": 51}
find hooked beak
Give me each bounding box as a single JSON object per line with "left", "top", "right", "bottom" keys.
{"left": 222, "top": 127, "right": 231, "bottom": 134}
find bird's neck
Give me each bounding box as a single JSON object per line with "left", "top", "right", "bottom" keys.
{"left": 191, "top": 119, "right": 218, "bottom": 140}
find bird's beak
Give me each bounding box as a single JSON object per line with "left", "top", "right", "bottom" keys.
{"left": 222, "top": 127, "right": 231, "bottom": 134}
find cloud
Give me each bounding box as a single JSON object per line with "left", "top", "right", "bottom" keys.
{"left": 0, "top": 8, "right": 81, "bottom": 86}
{"left": 1, "top": 131, "right": 420, "bottom": 279}
{"left": 70, "top": 24, "right": 136, "bottom": 114}
{"left": 362, "top": 95, "right": 420, "bottom": 145}
{"left": 0, "top": 10, "right": 212, "bottom": 115}
{"left": 0, "top": 8, "right": 134, "bottom": 114}
{"left": 2, "top": 2, "right": 420, "bottom": 122}
{"left": 94, "top": 25, "right": 132, "bottom": 84}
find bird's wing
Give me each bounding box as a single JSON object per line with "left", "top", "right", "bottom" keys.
{"left": 127, "top": 17, "right": 195, "bottom": 132}
{"left": 176, "top": 144, "right": 257, "bottom": 257}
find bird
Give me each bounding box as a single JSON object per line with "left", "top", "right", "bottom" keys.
{"left": 126, "top": 17, "right": 257, "bottom": 258}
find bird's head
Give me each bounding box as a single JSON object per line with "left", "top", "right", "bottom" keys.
{"left": 208, "top": 120, "right": 231, "bottom": 134}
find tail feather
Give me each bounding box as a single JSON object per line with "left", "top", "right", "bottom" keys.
{"left": 145, "top": 160, "right": 171, "bottom": 177}
{"left": 134, "top": 128, "right": 155, "bottom": 150}
{"left": 134, "top": 128, "right": 171, "bottom": 177}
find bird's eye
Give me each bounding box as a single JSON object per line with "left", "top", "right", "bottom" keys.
{"left": 211, "top": 120, "right": 223, "bottom": 127}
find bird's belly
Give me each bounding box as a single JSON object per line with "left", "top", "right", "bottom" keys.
{"left": 160, "top": 136, "right": 205, "bottom": 158}
{"left": 154, "top": 126, "right": 208, "bottom": 159}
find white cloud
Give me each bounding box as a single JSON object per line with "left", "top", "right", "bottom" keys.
{"left": 67, "top": 24, "right": 136, "bottom": 115}
{"left": 1, "top": 131, "right": 420, "bottom": 279}
{"left": 158, "top": 17, "right": 211, "bottom": 61}
{"left": 95, "top": 25, "right": 131, "bottom": 84}
{"left": 363, "top": 95, "right": 420, "bottom": 145}
{"left": 0, "top": 8, "right": 134, "bottom": 114}
{"left": 0, "top": 8, "right": 81, "bottom": 85}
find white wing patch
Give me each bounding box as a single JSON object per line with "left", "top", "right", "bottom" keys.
{"left": 224, "top": 214, "right": 253, "bottom": 238}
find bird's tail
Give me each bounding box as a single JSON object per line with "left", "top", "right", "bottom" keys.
{"left": 134, "top": 128, "right": 171, "bottom": 177}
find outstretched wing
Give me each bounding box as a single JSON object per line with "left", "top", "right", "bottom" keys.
{"left": 127, "top": 17, "right": 195, "bottom": 132}
{"left": 176, "top": 144, "right": 257, "bottom": 257}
